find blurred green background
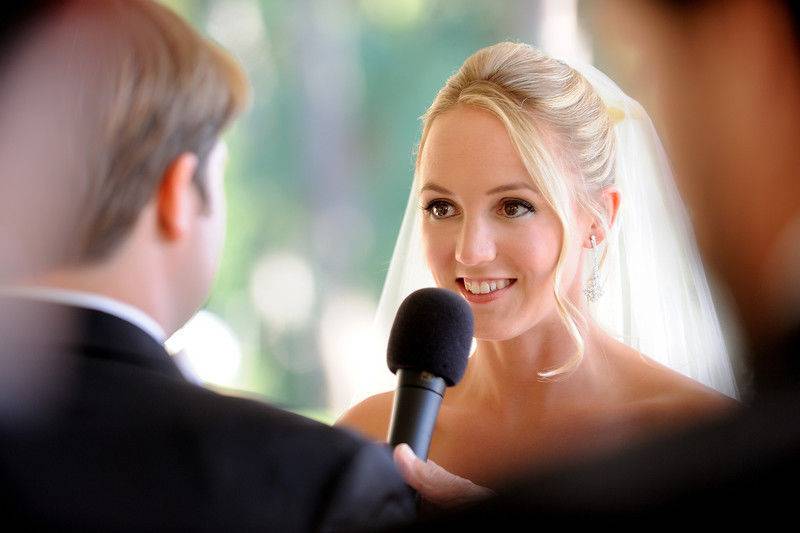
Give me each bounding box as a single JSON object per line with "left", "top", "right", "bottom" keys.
{"left": 159, "top": 0, "right": 602, "bottom": 423}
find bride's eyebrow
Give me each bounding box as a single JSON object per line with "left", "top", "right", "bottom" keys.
{"left": 486, "top": 182, "right": 539, "bottom": 195}
{"left": 418, "top": 183, "right": 453, "bottom": 195}
{"left": 418, "top": 181, "right": 539, "bottom": 195}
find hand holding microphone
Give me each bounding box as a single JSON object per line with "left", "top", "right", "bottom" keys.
{"left": 386, "top": 288, "right": 492, "bottom": 508}
{"left": 393, "top": 443, "right": 495, "bottom": 509}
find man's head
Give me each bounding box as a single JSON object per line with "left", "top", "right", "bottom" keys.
{"left": 0, "top": 0, "right": 249, "bottom": 332}
{"left": 599, "top": 0, "right": 800, "bottom": 349}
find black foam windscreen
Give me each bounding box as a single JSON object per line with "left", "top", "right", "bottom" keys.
{"left": 387, "top": 288, "right": 473, "bottom": 386}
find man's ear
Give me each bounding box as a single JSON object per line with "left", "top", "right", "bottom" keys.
{"left": 157, "top": 153, "right": 198, "bottom": 241}
{"left": 585, "top": 186, "right": 621, "bottom": 247}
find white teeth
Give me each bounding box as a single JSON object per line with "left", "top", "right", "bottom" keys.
{"left": 466, "top": 280, "right": 481, "bottom": 295}
{"left": 463, "top": 278, "right": 512, "bottom": 295}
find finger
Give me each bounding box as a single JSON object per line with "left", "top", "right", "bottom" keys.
{"left": 392, "top": 444, "right": 493, "bottom": 507}
{"left": 393, "top": 445, "right": 455, "bottom": 499}
{"left": 413, "top": 458, "right": 455, "bottom": 497}
{"left": 416, "top": 459, "right": 495, "bottom": 505}
{"left": 392, "top": 443, "right": 423, "bottom": 488}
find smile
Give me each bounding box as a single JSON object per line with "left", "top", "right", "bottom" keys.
{"left": 457, "top": 277, "right": 516, "bottom": 303}
{"left": 463, "top": 278, "right": 513, "bottom": 295}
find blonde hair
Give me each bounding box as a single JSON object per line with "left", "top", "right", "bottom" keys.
{"left": 416, "top": 42, "right": 617, "bottom": 378}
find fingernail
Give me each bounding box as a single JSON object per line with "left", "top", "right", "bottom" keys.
{"left": 394, "top": 443, "right": 410, "bottom": 459}
{"left": 392, "top": 444, "right": 411, "bottom": 474}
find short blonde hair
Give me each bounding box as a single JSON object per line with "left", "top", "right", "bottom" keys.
{"left": 416, "top": 42, "right": 616, "bottom": 378}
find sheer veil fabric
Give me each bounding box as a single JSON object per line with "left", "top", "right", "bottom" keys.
{"left": 349, "top": 60, "right": 739, "bottom": 408}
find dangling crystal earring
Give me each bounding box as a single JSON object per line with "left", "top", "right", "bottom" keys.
{"left": 583, "top": 235, "right": 603, "bottom": 302}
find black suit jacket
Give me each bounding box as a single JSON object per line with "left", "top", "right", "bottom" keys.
{"left": 0, "top": 298, "right": 415, "bottom": 531}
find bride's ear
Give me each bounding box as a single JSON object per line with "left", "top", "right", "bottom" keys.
{"left": 585, "top": 186, "right": 621, "bottom": 247}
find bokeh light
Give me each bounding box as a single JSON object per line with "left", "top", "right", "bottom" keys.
{"left": 249, "top": 251, "right": 316, "bottom": 332}
{"left": 539, "top": 0, "right": 592, "bottom": 63}
{"left": 317, "top": 289, "right": 389, "bottom": 416}
{"left": 167, "top": 310, "right": 243, "bottom": 387}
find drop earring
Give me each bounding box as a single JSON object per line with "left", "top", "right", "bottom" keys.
{"left": 584, "top": 234, "right": 603, "bottom": 302}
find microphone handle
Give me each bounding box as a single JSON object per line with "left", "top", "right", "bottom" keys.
{"left": 387, "top": 369, "right": 446, "bottom": 461}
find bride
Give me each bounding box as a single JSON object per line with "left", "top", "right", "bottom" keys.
{"left": 337, "top": 42, "right": 739, "bottom": 489}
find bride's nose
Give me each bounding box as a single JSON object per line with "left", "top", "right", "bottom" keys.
{"left": 455, "top": 217, "right": 496, "bottom": 266}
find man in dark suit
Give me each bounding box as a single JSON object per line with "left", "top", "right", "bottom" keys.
{"left": 0, "top": 1, "right": 414, "bottom": 530}
{"left": 395, "top": 0, "right": 800, "bottom": 520}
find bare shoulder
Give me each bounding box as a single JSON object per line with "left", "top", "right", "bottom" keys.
{"left": 335, "top": 391, "right": 395, "bottom": 443}
{"left": 605, "top": 337, "right": 739, "bottom": 426}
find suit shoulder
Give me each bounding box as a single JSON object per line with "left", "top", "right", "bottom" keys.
{"left": 176, "top": 382, "right": 366, "bottom": 450}
{"left": 318, "top": 440, "right": 415, "bottom": 531}
{"left": 201, "top": 391, "right": 416, "bottom": 530}
{"left": 335, "top": 391, "right": 394, "bottom": 443}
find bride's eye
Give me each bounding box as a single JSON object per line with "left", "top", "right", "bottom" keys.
{"left": 498, "top": 198, "right": 535, "bottom": 218}
{"left": 424, "top": 199, "right": 459, "bottom": 219}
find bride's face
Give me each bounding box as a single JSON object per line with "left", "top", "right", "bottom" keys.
{"left": 418, "top": 105, "right": 587, "bottom": 340}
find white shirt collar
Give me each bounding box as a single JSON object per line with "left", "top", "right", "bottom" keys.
{"left": 0, "top": 286, "right": 166, "bottom": 344}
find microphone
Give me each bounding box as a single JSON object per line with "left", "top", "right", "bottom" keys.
{"left": 386, "top": 288, "right": 473, "bottom": 461}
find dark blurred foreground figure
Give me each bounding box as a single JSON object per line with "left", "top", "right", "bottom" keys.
{"left": 0, "top": 1, "right": 414, "bottom": 530}
{"left": 390, "top": 0, "right": 800, "bottom": 523}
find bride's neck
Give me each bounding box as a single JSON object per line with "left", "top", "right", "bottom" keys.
{"left": 452, "top": 317, "right": 611, "bottom": 414}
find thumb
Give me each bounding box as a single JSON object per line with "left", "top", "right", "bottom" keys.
{"left": 392, "top": 443, "right": 425, "bottom": 488}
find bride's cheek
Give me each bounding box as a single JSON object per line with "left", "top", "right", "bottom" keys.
{"left": 422, "top": 233, "right": 450, "bottom": 279}
{"left": 423, "top": 221, "right": 453, "bottom": 248}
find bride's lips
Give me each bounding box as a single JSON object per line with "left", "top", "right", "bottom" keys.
{"left": 456, "top": 278, "right": 517, "bottom": 304}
